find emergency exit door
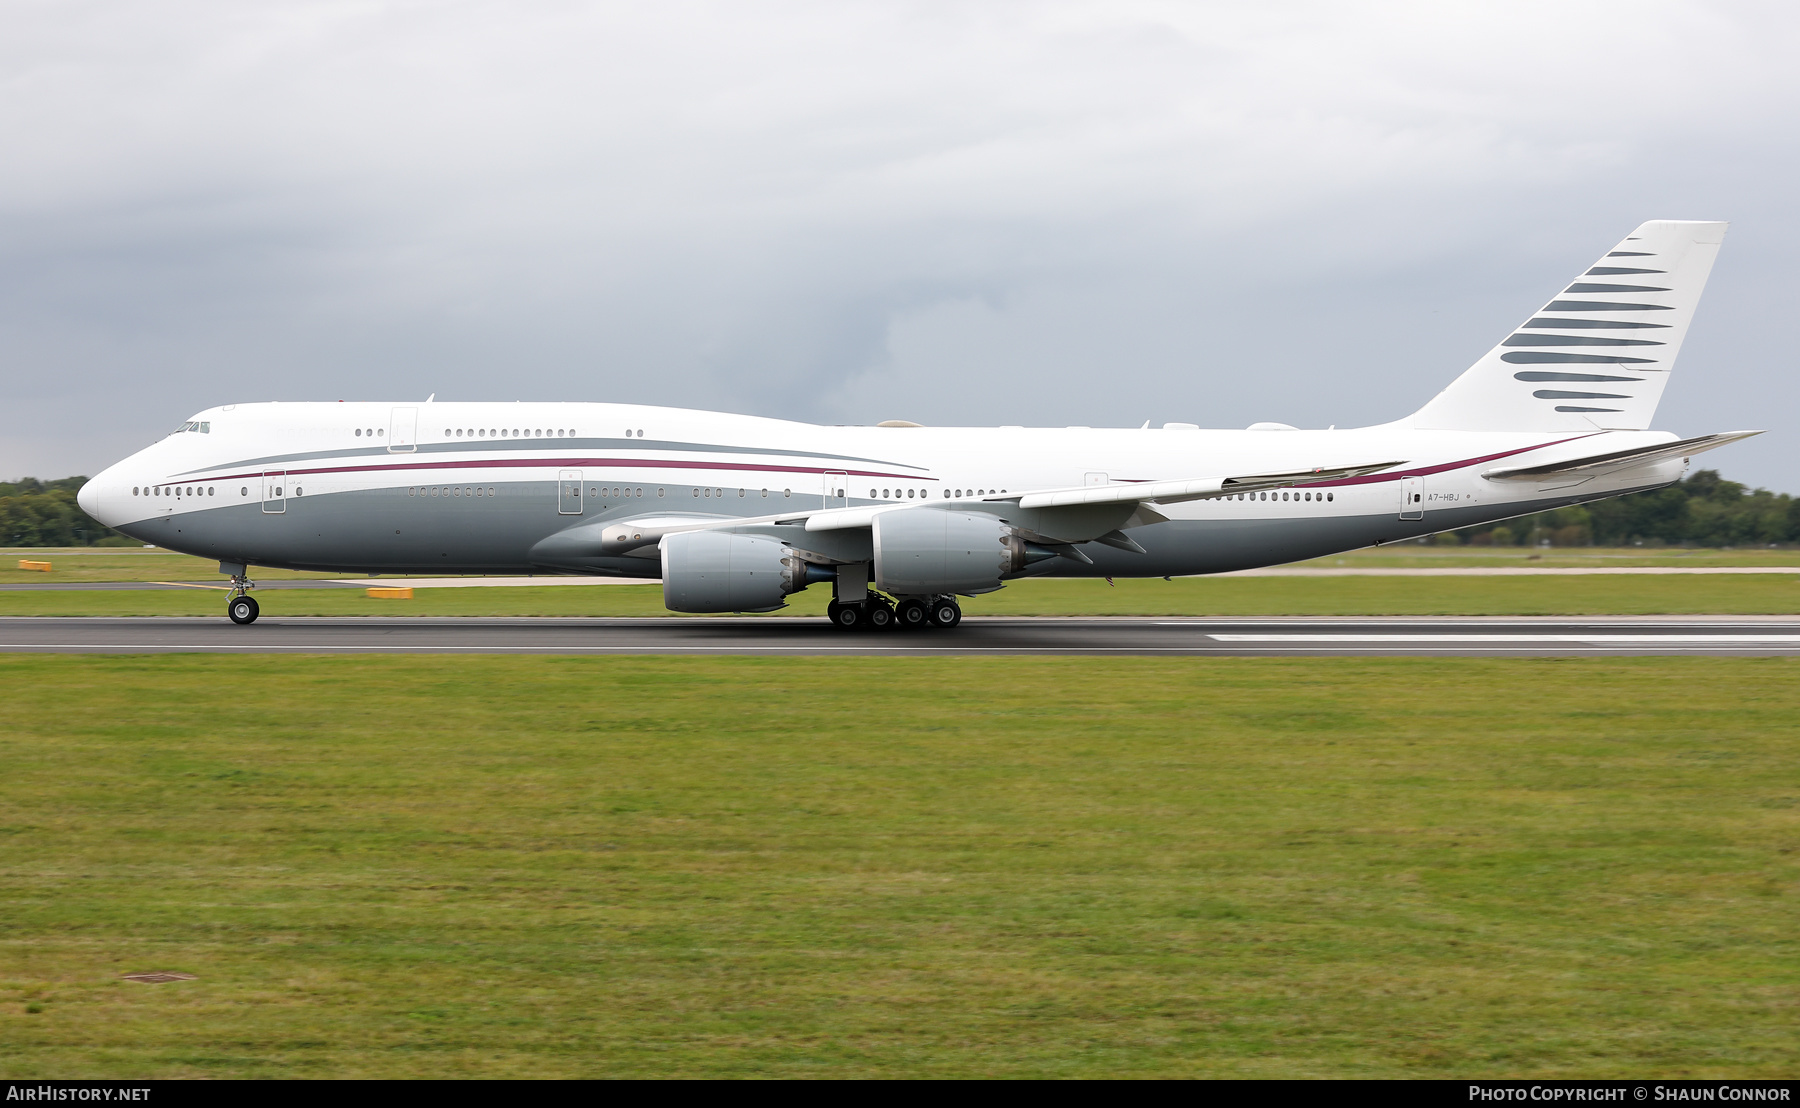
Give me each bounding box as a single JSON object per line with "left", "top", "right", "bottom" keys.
{"left": 824, "top": 471, "right": 849, "bottom": 508}
{"left": 262, "top": 471, "right": 286, "bottom": 514}
{"left": 559, "top": 470, "right": 583, "bottom": 515}
{"left": 388, "top": 407, "right": 417, "bottom": 452}
{"left": 1399, "top": 476, "right": 1424, "bottom": 520}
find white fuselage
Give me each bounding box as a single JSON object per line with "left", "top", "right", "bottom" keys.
{"left": 79, "top": 401, "right": 1684, "bottom": 580}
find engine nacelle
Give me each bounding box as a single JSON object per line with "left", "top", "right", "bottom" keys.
{"left": 660, "top": 530, "right": 822, "bottom": 613}
{"left": 872, "top": 509, "right": 1017, "bottom": 595}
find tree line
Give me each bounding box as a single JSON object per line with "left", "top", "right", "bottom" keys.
{"left": 0, "top": 478, "right": 133, "bottom": 547}
{"left": 2, "top": 469, "right": 1796, "bottom": 548}
{"left": 1444, "top": 469, "right": 1798, "bottom": 548}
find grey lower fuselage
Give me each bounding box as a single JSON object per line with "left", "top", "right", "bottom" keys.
{"left": 84, "top": 403, "right": 1673, "bottom": 580}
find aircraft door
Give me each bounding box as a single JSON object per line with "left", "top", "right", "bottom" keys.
{"left": 824, "top": 471, "right": 849, "bottom": 508}
{"left": 388, "top": 407, "right": 417, "bottom": 453}
{"left": 262, "top": 471, "right": 287, "bottom": 514}
{"left": 1399, "top": 476, "right": 1424, "bottom": 520}
{"left": 558, "top": 470, "right": 583, "bottom": 515}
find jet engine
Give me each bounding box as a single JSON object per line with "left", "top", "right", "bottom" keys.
{"left": 872, "top": 509, "right": 1065, "bottom": 595}
{"left": 660, "top": 530, "right": 829, "bottom": 613}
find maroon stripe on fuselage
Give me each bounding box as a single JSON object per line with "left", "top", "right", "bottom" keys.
{"left": 195, "top": 456, "right": 937, "bottom": 484}
{"left": 179, "top": 436, "right": 1604, "bottom": 491}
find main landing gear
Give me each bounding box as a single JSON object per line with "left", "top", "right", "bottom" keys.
{"left": 828, "top": 594, "right": 959, "bottom": 631}
{"left": 225, "top": 568, "right": 259, "bottom": 625}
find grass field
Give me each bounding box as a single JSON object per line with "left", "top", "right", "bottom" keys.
{"left": 1, "top": 655, "right": 1795, "bottom": 1078}
{"left": 5, "top": 545, "right": 1800, "bottom": 588}
{"left": 1, "top": 574, "right": 1796, "bottom": 618}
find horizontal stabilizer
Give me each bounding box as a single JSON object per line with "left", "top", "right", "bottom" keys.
{"left": 1481, "top": 431, "right": 1763, "bottom": 480}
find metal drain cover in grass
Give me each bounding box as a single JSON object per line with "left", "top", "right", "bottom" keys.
{"left": 122, "top": 972, "right": 196, "bottom": 983}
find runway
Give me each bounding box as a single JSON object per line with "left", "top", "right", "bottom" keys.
{"left": 3, "top": 615, "right": 1799, "bottom": 655}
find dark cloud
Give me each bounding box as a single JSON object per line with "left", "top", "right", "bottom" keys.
{"left": 4, "top": 1, "right": 1797, "bottom": 488}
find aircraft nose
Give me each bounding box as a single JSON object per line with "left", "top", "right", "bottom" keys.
{"left": 78, "top": 469, "right": 112, "bottom": 525}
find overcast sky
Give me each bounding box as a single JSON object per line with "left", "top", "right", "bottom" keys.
{"left": 4, "top": 0, "right": 1797, "bottom": 490}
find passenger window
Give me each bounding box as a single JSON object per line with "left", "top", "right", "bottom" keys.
{"left": 356, "top": 428, "right": 362, "bottom": 436}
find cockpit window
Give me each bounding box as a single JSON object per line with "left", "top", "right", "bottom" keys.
{"left": 174, "top": 420, "right": 212, "bottom": 433}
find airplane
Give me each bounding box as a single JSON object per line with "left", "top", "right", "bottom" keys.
{"left": 78, "top": 219, "right": 1760, "bottom": 631}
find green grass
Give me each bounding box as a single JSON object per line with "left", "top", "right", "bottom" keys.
{"left": 1, "top": 574, "right": 1796, "bottom": 617}
{"left": 1, "top": 655, "right": 1795, "bottom": 1077}
{"left": 0, "top": 551, "right": 336, "bottom": 586}
{"left": 4, "top": 544, "right": 1799, "bottom": 589}
{"left": 1291, "top": 546, "right": 1800, "bottom": 569}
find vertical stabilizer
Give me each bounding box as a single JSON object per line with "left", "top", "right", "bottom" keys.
{"left": 1407, "top": 220, "right": 1726, "bottom": 431}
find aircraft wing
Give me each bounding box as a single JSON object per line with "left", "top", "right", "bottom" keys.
{"left": 1480, "top": 431, "right": 1763, "bottom": 480}
{"left": 799, "top": 460, "right": 1405, "bottom": 538}
{"left": 1008, "top": 461, "right": 1406, "bottom": 510}
{"left": 585, "top": 460, "right": 1406, "bottom": 556}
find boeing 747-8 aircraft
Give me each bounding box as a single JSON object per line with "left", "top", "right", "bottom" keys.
{"left": 79, "top": 220, "right": 1758, "bottom": 630}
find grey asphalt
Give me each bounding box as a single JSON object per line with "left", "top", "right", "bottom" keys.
{"left": 2, "top": 616, "right": 1798, "bottom": 655}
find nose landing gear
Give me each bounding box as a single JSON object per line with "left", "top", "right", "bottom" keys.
{"left": 228, "top": 594, "right": 260, "bottom": 625}
{"left": 223, "top": 564, "right": 259, "bottom": 624}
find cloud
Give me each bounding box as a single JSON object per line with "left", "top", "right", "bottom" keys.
{"left": 3, "top": 0, "right": 1797, "bottom": 488}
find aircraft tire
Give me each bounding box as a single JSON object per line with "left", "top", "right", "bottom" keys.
{"left": 929, "top": 598, "right": 962, "bottom": 629}
{"left": 828, "top": 601, "right": 862, "bottom": 630}
{"left": 228, "top": 595, "right": 260, "bottom": 625}
{"left": 896, "top": 599, "right": 929, "bottom": 629}
{"left": 866, "top": 602, "right": 894, "bottom": 630}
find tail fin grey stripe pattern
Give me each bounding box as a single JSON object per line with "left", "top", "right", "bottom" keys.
{"left": 1408, "top": 220, "right": 1726, "bottom": 432}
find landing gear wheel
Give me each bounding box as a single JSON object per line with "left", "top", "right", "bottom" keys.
{"left": 828, "top": 600, "right": 862, "bottom": 630}
{"left": 865, "top": 602, "right": 894, "bottom": 630}
{"left": 896, "top": 599, "right": 929, "bottom": 629}
{"left": 928, "top": 598, "right": 962, "bottom": 629}
{"left": 228, "top": 595, "right": 260, "bottom": 625}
